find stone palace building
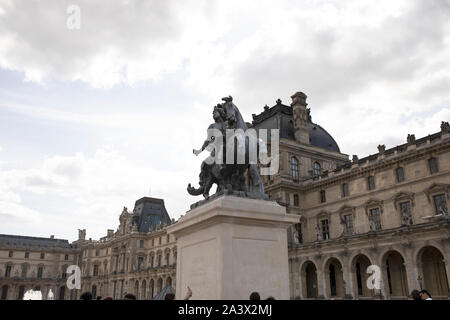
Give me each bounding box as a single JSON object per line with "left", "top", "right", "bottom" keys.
{"left": 1, "top": 91, "right": 449, "bottom": 300}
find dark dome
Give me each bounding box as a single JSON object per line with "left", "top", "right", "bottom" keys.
{"left": 308, "top": 122, "right": 340, "bottom": 152}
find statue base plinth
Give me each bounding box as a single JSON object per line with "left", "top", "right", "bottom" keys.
{"left": 167, "top": 195, "right": 300, "bottom": 300}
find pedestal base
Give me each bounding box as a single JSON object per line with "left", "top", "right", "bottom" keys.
{"left": 167, "top": 196, "right": 300, "bottom": 300}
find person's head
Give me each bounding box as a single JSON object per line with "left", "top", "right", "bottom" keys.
{"left": 80, "top": 292, "right": 93, "bottom": 300}
{"left": 249, "top": 292, "right": 260, "bottom": 300}
{"left": 96, "top": 296, "right": 102, "bottom": 300}
{"left": 266, "top": 296, "right": 275, "bottom": 300}
{"left": 410, "top": 290, "right": 421, "bottom": 300}
{"left": 164, "top": 293, "right": 176, "bottom": 300}
{"left": 103, "top": 296, "right": 113, "bottom": 300}
{"left": 124, "top": 293, "right": 136, "bottom": 300}
{"left": 420, "top": 290, "right": 432, "bottom": 300}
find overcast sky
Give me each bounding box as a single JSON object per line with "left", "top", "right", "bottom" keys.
{"left": 0, "top": 0, "right": 449, "bottom": 241}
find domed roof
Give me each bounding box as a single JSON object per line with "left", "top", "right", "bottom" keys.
{"left": 251, "top": 101, "right": 341, "bottom": 153}
{"left": 308, "top": 122, "right": 340, "bottom": 152}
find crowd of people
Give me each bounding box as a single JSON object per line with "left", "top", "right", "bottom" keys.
{"left": 79, "top": 288, "right": 434, "bottom": 300}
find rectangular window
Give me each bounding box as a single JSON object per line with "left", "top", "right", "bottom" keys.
{"left": 293, "top": 194, "right": 299, "bottom": 207}
{"left": 64, "top": 254, "right": 69, "bottom": 261}
{"left": 25, "top": 252, "right": 29, "bottom": 259}
{"left": 8, "top": 251, "right": 13, "bottom": 258}
{"left": 151, "top": 239, "right": 155, "bottom": 247}
{"left": 294, "top": 223, "right": 303, "bottom": 243}
{"left": 40, "top": 253, "right": 45, "bottom": 259}
{"left": 368, "top": 176, "right": 375, "bottom": 190}
{"left": 5, "top": 265, "right": 11, "bottom": 278}
{"left": 369, "top": 208, "right": 382, "bottom": 231}
{"left": 157, "top": 255, "right": 161, "bottom": 267}
{"left": 342, "top": 183, "right": 349, "bottom": 197}
{"left": 37, "top": 266, "right": 43, "bottom": 279}
{"left": 93, "top": 265, "right": 99, "bottom": 276}
{"left": 165, "top": 253, "right": 170, "bottom": 266}
{"left": 396, "top": 167, "right": 405, "bottom": 182}
{"left": 344, "top": 214, "right": 354, "bottom": 234}
{"left": 399, "top": 201, "right": 411, "bottom": 215}
{"left": 137, "top": 257, "right": 144, "bottom": 271}
{"left": 166, "top": 235, "right": 170, "bottom": 243}
{"left": 21, "top": 265, "right": 27, "bottom": 278}
{"left": 150, "top": 256, "right": 154, "bottom": 268}
{"left": 139, "top": 240, "right": 144, "bottom": 248}
{"left": 321, "top": 219, "right": 330, "bottom": 240}
{"left": 95, "top": 250, "right": 99, "bottom": 257}
{"left": 433, "top": 194, "right": 448, "bottom": 215}
{"left": 429, "top": 158, "right": 439, "bottom": 174}
{"left": 320, "top": 190, "right": 326, "bottom": 203}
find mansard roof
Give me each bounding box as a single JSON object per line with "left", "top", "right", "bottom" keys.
{"left": 132, "top": 197, "right": 172, "bottom": 233}
{"left": 0, "top": 234, "right": 72, "bottom": 249}
{"left": 251, "top": 100, "right": 341, "bottom": 153}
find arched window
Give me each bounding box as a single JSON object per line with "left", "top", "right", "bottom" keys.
{"left": 312, "top": 162, "right": 321, "bottom": 176}
{"left": 290, "top": 157, "right": 299, "bottom": 180}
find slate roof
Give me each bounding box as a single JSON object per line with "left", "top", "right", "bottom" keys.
{"left": 251, "top": 101, "right": 341, "bottom": 153}
{"left": 132, "top": 197, "right": 172, "bottom": 233}
{"left": 0, "top": 234, "right": 72, "bottom": 249}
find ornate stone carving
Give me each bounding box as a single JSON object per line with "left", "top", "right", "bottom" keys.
{"left": 407, "top": 134, "right": 416, "bottom": 144}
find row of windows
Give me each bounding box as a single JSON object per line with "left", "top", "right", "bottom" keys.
{"left": 289, "top": 157, "right": 322, "bottom": 180}
{"left": 318, "top": 158, "right": 440, "bottom": 204}
{"left": 294, "top": 193, "right": 447, "bottom": 243}
{"left": 6, "top": 251, "right": 70, "bottom": 260}
{"left": 290, "top": 157, "right": 439, "bottom": 197}
{"left": 4, "top": 265, "right": 45, "bottom": 279}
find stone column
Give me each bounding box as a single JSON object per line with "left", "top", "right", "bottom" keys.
{"left": 316, "top": 267, "right": 327, "bottom": 299}
{"left": 342, "top": 263, "right": 354, "bottom": 299}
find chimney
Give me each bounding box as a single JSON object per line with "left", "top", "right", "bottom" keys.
{"left": 107, "top": 229, "right": 114, "bottom": 238}
{"left": 50, "top": 235, "right": 54, "bottom": 239}
{"left": 291, "top": 91, "right": 310, "bottom": 145}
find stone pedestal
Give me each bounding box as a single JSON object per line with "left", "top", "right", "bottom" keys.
{"left": 167, "top": 195, "right": 300, "bottom": 300}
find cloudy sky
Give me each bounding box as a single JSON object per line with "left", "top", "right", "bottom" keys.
{"left": 0, "top": 0, "right": 449, "bottom": 241}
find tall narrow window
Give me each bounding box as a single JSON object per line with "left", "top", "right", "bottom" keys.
{"left": 368, "top": 176, "right": 375, "bottom": 190}
{"left": 342, "top": 183, "right": 349, "bottom": 197}
{"left": 320, "top": 190, "right": 326, "bottom": 203}
{"left": 158, "top": 237, "right": 161, "bottom": 245}
{"left": 37, "top": 266, "right": 43, "bottom": 279}
{"left": 18, "top": 286, "right": 25, "bottom": 300}
{"left": 21, "top": 264, "right": 27, "bottom": 278}
{"left": 294, "top": 223, "right": 303, "bottom": 244}
{"left": 40, "top": 253, "right": 45, "bottom": 259}
{"left": 95, "top": 250, "right": 99, "bottom": 256}
{"left": 1, "top": 285, "right": 8, "bottom": 300}
{"left": 165, "top": 253, "right": 170, "bottom": 266}
{"left": 312, "top": 162, "right": 321, "bottom": 176}
{"left": 139, "top": 240, "right": 144, "bottom": 248}
{"left": 166, "top": 234, "right": 170, "bottom": 243}
{"left": 321, "top": 219, "right": 330, "bottom": 240}
{"left": 399, "top": 201, "right": 413, "bottom": 225}
{"left": 293, "top": 194, "right": 299, "bottom": 207}
{"left": 93, "top": 264, "right": 99, "bottom": 276}
{"left": 150, "top": 256, "right": 154, "bottom": 268}
{"left": 369, "top": 208, "right": 382, "bottom": 231}
{"left": 137, "top": 257, "right": 144, "bottom": 271}
{"left": 8, "top": 251, "right": 13, "bottom": 258}
{"left": 5, "top": 265, "right": 11, "bottom": 278}
{"left": 396, "top": 167, "right": 405, "bottom": 182}
{"left": 433, "top": 194, "right": 447, "bottom": 215}
{"left": 290, "top": 157, "right": 299, "bottom": 181}
{"left": 25, "top": 252, "right": 29, "bottom": 259}
{"left": 428, "top": 158, "right": 439, "bottom": 174}
{"left": 157, "top": 255, "right": 161, "bottom": 267}
{"left": 344, "top": 214, "right": 354, "bottom": 235}
{"left": 64, "top": 254, "right": 69, "bottom": 261}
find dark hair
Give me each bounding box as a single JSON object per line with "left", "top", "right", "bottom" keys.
{"left": 124, "top": 293, "right": 136, "bottom": 300}
{"left": 80, "top": 292, "right": 93, "bottom": 300}
{"left": 103, "top": 296, "right": 113, "bottom": 300}
{"left": 420, "top": 290, "right": 432, "bottom": 298}
{"left": 266, "top": 296, "right": 275, "bottom": 300}
{"left": 410, "top": 290, "right": 421, "bottom": 301}
{"left": 249, "top": 292, "right": 260, "bottom": 300}
{"left": 96, "top": 296, "right": 102, "bottom": 300}
{"left": 165, "top": 293, "right": 176, "bottom": 300}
